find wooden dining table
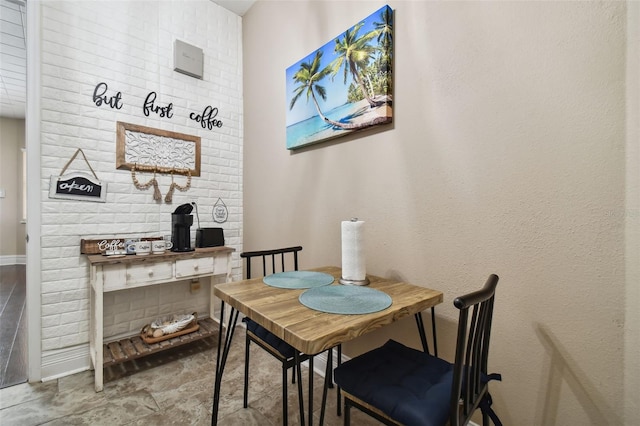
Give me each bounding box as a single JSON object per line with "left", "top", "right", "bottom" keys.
{"left": 210, "top": 266, "right": 443, "bottom": 425}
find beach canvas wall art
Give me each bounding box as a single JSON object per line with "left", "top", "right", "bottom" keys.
{"left": 286, "top": 5, "right": 393, "bottom": 150}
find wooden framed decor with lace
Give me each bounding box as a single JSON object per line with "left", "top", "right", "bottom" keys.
{"left": 116, "top": 121, "right": 201, "bottom": 177}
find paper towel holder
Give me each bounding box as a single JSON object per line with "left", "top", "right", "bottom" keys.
{"left": 339, "top": 276, "right": 370, "bottom": 286}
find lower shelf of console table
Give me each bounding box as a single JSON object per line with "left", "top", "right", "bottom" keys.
{"left": 103, "top": 317, "right": 217, "bottom": 367}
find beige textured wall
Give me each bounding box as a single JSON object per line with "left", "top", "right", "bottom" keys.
{"left": 0, "top": 117, "right": 26, "bottom": 258}
{"left": 625, "top": 1, "right": 640, "bottom": 421}
{"left": 243, "top": 1, "right": 638, "bottom": 424}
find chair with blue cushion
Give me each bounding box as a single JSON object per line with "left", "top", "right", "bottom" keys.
{"left": 241, "top": 246, "right": 309, "bottom": 425}
{"left": 334, "top": 274, "right": 502, "bottom": 426}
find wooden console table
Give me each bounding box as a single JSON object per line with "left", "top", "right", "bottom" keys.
{"left": 87, "top": 246, "right": 234, "bottom": 391}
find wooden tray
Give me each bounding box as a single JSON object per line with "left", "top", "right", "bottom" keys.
{"left": 140, "top": 315, "right": 199, "bottom": 345}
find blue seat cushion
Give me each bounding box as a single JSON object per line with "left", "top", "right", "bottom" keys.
{"left": 334, "top": 339, "right": 454, "bottom": 426}
{"left": 243, "top": 317, "right": 297, "bottom": 359}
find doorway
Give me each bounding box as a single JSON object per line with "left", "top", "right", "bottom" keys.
{"left": 0, "top": 0, "right": 29, "bottom": 388}
{"left": 0, "top": 265, "right": 26, "bottom": 388}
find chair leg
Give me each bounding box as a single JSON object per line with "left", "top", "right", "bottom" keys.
{"left": 482, "top": 410, "right": 490, "bottom": 426}
{"left": 344, "top": 397, "right": 351, "bottom": 426}
{"left": 292, "top": 358, "right": 296, "bottom": 384}
{"left": 243, "top": 334, "right": 250, "bottom": 408}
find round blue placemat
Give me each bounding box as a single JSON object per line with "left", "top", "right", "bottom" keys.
{"left": 299, "top": 285, "right": 392, "bottom": 315}
{"left": 263, "top": 271, "right": 335, "bottom": 289}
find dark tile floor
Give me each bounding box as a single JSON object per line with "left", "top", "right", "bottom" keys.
{"left": 0, "top": 312, "right": 383, "bottom": 425}
{"left": 0, "top": 265, "right": 27, "bottom": 389}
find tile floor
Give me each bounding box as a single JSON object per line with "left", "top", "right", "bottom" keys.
{"left": 0, "top": 327, "right": 382, "bottom": 425}
{"left": 0, "top": 265, "right": 27, "bottom": 389}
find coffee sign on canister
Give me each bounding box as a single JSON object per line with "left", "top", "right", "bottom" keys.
{"left": 49, "top": 172, "right": 107, "bottom": 202}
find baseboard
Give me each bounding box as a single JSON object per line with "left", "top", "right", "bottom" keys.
{"left": 41, "top": 344, "right": 91, "bottom": 382}
{"left": 40, "top": 339, "right": 338, "bottom": 384}
{"left": 0, "top": 255, "right": 26, "bottom": 266}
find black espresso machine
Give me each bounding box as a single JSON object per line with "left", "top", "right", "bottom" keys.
{"left": 171, "top": 203, "right": 195, "bottom": 252}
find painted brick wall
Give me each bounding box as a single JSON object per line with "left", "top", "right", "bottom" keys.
{"left": 39, "top": 1, "right": 243, "bottom": 359}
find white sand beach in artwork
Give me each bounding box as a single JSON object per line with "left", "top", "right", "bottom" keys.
{"left": 296, "top": 98, "right": 393, "bottom": 147}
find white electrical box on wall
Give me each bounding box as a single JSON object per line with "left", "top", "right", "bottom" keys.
{"left": 174, "top": 39, "right": 204, "bottom": 79}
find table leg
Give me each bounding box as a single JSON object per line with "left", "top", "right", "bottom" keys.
{"left": 211, "top": 301, "right": 240, "bottom": 426}
{"left": 295, "top": 352, "right": 306, "bottom": 425}
{"left": 319, "top": 348, "right": 332, "bottom": 425}
{"left": 336, "top": 345, "right": 342, "bottom": 417}
{"left": 415, "top": 311, "right": 429, "bottom": 353}
{"left": 308, "top": 356, "right": 314, "bottom": 426}
{"left": 414, "top": 308, "right": 438, "bottom": 356}
{"left": 430, "top": 307, "right": 438, "bottom": 356}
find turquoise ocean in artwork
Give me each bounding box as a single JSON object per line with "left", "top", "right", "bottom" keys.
{"left": 286, "top": 103, "right": 356, "bottom": 149}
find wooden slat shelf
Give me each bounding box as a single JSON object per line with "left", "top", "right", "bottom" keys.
{"left": 102, "top": 317, "right": 217, "bottom": 367}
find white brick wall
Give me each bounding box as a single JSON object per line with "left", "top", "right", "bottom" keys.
{"left": 39, "top": 1, "right": 243, "bottom": 362}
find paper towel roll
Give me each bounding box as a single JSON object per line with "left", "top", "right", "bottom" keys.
{"left": 341, "top": 219, "right": 366, "bottom": 282}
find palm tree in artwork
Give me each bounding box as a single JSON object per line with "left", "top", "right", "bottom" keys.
{"left": 289, "top": 50, "right": 348, "bottom": 129}
{"left": 373, "top": 6, "right": 393, "bottom": 74}
{"left": 374, "top": 7, "right": 393, "bottom": 49}
{"left": 330, "top": 22, "right": 380, "bottom": 108}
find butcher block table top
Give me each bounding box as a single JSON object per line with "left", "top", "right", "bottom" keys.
{"left": 213, "top": 265, "right": 443, "bottom": 355}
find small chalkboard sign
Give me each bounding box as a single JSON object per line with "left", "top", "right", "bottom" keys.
{"left": 49, "top": 149, "right": 107, "bottom": 203}
{"left": 49, "top": 172, "right": 106, "bottom": 202}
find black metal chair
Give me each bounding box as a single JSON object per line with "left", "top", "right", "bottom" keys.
{"left": 241, "top": 246, "right": 309, "bottom": 425}
{"left": 334, "top": 274, "right": 502, "bottom": 426}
